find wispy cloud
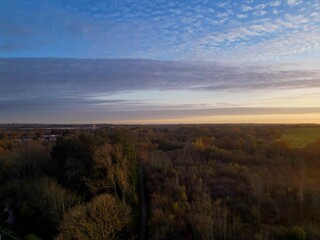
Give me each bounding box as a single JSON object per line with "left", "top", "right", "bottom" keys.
{"left": 237, "top": 14, "right": 248, "bottom": 19}
{"left": 197, "top": 13, "right": 308, "bottom": 46}
{"left": 242, "top": 5, "right": 253, "bottom": 11}
{"left": 270, "top": 1, "right": 282, "bottom": 7}
{"left": 255, "top": 4, "right": 267, "bottom": 10}
{"left": 253, "top": 10, "right": 267, "bottom": 16}
{"left": 217, "top": 1, "right": 231, "bottom": 8}
{"left": 287, "top": 0, "right": 302, "bottom": 6}
{"left": 226, "top": 29, "right": 320, "bottom": 62}
{"left": 1, "top": 0, "right": 319, "bottom": 63}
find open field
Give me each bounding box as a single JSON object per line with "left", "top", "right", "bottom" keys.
{"left": 279, "top": 126, "right": 320, "bottom": 147}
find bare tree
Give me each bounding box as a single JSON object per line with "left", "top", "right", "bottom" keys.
{"left": 189, "top": 192, "right": 229, "bottom": 240}
{"left": 56, "top": 194, "right": 131, "bottom": 240}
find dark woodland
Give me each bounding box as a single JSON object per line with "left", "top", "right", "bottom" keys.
{"left": 0, "top": 124, "right": 320, "bottom": 240}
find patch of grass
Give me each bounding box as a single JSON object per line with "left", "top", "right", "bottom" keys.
{"left": 279, "top": 126, "right": 320, "bottom": 148}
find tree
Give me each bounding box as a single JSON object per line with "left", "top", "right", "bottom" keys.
{"left": 88, "top": 142, "right": 134, "bottom": 203}
{"left": 50, "top": 132, "right": 97, "bottom": 196}
{"left": 36, "top": 178, "right": 81, "bottom": 227}
{"left": 288, "top": 226, "right": 306, "bottom": 240}
{"left": 189, "top": 192, "right": 229, "bottom": 240}
{"left": 10, "top": 141, "right": 51, "bottom": 178}
{"left": 56, "top": 194, "right": 131, "bottom": 240}
{"left": 0, "top": 177, "right": 80, "bottom": 239}
{"left": 87, "top": 143, "right": 116, "bottom": 196}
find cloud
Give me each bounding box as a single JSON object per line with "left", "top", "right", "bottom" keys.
{"left": 272, "top": 9, "right": 280, "bottom": 15}
{"left": 1, "top": 0, "right": 319, "bottom": 64}
{"left": 237, "top": 14, "right": 248, "bottom": 19}
{"left": 199, "top": 20, "right": 282, "bottom": 45}
{"left": 227, "top": 29, "right": 320, "bottom": 61}
{"left": 0, "top": 0, "right": 318, "bottom": 82}
{"left": 1, "top": 1, "right": 319, "bottom": 123}
{"left": 255, "top": 4, "right": 267, "bottom": 10}
{"left": 242, "top": 5, "right": 253, "bottom": 11}
{"left": 287, "top": 0, "right": 302, "bottom": 6}
{"left": 285, "top": 14, "right": 308, "bottom": 24}
{"left": 270, "top": 1, "right": 282, "bottom": 7}
{"left": 217, "top": 1, "right": 230, "bottom": 8}
{"left": 1, "top": 58, "right": 319, "bottom": 123}
{"left": 1, "top": 58, "right": 319, "bottom": 96}
{"left": 254, "top": 10, "right": 267, "bottom": 16}
{"left": 216, "top": 12, "right": 229, "bottom": 18}
{"left": 185, "top": 9, "right": 319, "bottom": 62}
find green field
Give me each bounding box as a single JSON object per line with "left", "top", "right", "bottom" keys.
{"left": 279, "top": 126, "right": 320, "bottom": 147}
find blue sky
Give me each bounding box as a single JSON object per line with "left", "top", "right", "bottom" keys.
{"left": 1, "top": 0, "right": 320, "bottom": 61}
{"left": 0, "top": 0, "right": 320, "bottom": 123}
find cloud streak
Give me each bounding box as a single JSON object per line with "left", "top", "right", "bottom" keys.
{"left": 0, "top": 58, "right": 319, "bottom": 123}
{"left": 1, "top": 58, "right": 319, "bottom": 96}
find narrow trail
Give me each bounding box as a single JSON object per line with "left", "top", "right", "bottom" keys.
{"left": 139, "top": 165, "right": 147, "bottom": 240}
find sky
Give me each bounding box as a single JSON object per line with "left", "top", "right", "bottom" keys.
{"left": 0, "top": 0, "right": 320, "bottom": 124}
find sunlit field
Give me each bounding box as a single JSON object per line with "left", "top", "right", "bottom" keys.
{"left": 279, "top": 126, "right": 320, "bottom": 147}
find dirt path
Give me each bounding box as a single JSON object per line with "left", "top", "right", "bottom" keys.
{"left": 139, "top": 165, "right": 147, "bottom": 240}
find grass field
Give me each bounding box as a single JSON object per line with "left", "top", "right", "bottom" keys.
{"left": 279, "top": 126, "right": 320, "bottom": 147}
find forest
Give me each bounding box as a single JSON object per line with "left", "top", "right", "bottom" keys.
{"left": 0, "top": 124, "right": 320, "bottom": 240}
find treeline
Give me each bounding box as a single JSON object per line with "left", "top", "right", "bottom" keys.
{"left": 1, "top": 125, "right": 320, "bottom": 239}
{"left": 0, "top": 128, "right": 138, "bottom": 239}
